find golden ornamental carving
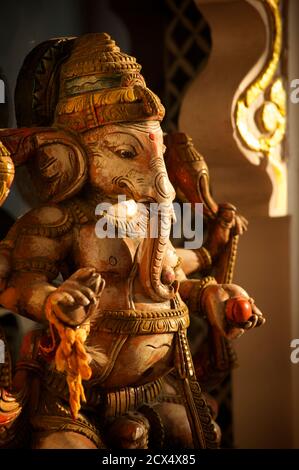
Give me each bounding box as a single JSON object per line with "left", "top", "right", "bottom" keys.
{"left": 0, "top": 141, "right": 14, "bottom": 207}
{"left": 234, "top": 0, "right": 287, "bottom": 216}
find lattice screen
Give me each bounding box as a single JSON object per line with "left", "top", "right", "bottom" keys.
{"left": 164, "top": 0, "right": 211, "bottom": 132}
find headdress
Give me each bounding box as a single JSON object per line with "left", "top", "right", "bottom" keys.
{"left": 55, "top": 33, "right": 165, "bottom": 131}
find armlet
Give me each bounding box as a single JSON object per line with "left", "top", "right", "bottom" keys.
{"left": 12, "top": 257, "right": 60, "bottom": 280}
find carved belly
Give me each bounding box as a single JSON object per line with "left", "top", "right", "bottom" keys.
{"left": 87, "top": 331, "right": 174, "bottom": 388}
{"left": 86, "top": 302, "right": 189, "bottom": 388}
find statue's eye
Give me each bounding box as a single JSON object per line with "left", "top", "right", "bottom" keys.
{"left": 116, "top": 148, "right": 137, "bottom": 159}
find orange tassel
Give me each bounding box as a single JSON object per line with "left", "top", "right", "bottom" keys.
{"left": 44, "top": 299, "right": 92, "bottom": 419}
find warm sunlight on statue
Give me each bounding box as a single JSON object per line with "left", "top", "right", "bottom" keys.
{"left": 0, "top": 33, "right": 264, "bottom": 449}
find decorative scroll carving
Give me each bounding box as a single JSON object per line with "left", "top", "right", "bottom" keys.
{"left": 0, "top": 141, "right": 14, "bottom": 207}
{"left": 181, "top": 0, "right": 287, "bottom": 217}
{"left": 233, "top": 0, "right": 287, "bottom": 216}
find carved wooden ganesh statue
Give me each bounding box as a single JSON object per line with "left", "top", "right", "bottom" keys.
{"left": 0, "top": 33, "right": 265, "bottom": 449}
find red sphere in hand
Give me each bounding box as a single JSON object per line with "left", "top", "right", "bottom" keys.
{"left": 225, "top": 296, "right": 252, "bottom": 323}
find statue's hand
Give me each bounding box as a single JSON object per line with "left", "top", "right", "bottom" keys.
{"left": 205, "top": 203, "right": 248, "bottom": 259}
{"left": 106, "top": 413, "right": 150, "bottom": 449}
{"left": 46, "top": 267, "right": 105, "bottom": 327}
{"left": 200, "top": 283, "right": 265, "bottom": 340}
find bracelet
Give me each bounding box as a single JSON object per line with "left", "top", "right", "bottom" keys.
{"left": 194, "top": 246, "right": 212, "bottom": 270}
{"left": 187, "top": 276, "right": 217, "bottom": 315}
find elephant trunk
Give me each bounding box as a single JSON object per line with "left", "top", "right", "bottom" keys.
{"left": 138, "top": 171, "right": 178, "bottom": 302}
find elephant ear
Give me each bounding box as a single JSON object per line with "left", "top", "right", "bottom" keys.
{"left": 15, "top": 37, "right": 75, "bottom": 127}
{"left": 26, "top": 128, "right": 88, "bottom": 203}
{"left": 0, "top": 127, "right": 88, "bottom": 205}
{"left": 1, "top": 37, "right": 80, "bottom": 207}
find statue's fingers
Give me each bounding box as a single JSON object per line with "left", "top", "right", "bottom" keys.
{"left": 62, "top": 287, "right": 91, "bottom": 306}
{"left": 85, "top": 298, "right": 100, "bottom": 320}
{"left": 235, "top": 217, "right": 244, "bottom": 235}
{"left": 85, "top": 272, "right": 102, "bottom": 293}
{"left": 53, "top": 291, "right": 75, "bottom": 307}
{"left": 226, "top": 327, "right": 245, "bottom": 340}
{"left": 252, "top": 303, "right": 264, "bottom": 318}
{"left": 64, "top": 281, "right": 97, "bottom": 303}
{"left": 69, "top": 267, "right": 96, "bottom": 282}
{"left": 234, "top": 216, "right": 248, "bottom": 236}
{"left": 96, "top": 277, "right": 106, "bottom": 296}
{"left": 54, "top": 303, "right": 86, "bottom": 326}
{"left": 256, "top": 315, "right": 266, "bottom": 327}
{"left": 238, "top": 320, "right": 253, "bottom": 329}
{"left": 239, "top": 215, "right": 249, "bottom": 229}
{"left": 236, "top": 313, "right": 258, "bottom": 329}
{"left": 248, "top": 314, "right": 258, "bottom": 329}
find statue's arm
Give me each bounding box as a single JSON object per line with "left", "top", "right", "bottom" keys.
{"left": 1, "top": 272, "right": 57, "bottom": 323}
{"left": 175, "top": 247, "right": 212, "bottom": 276}
{"left": 174, "top": 246, "right": 265, "bottom": 339}
{"left": 0, "top": 205, "right": 73, "bottom": 323}
{"left": 0, "top": 204, "right": 104, "bottom": 326}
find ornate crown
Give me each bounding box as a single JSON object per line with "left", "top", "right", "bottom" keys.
{"left": 54, "top": 33, "right": 165, "bottom": 131}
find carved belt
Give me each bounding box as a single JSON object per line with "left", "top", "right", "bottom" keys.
{"left": 104, "top": 378, "right": 163, "bottom": 418}
{"left": 43, "top": 367, "right": 163, "bottom": 416}
{"left": 95, "top": 304, "right": 190, "bottom": 334}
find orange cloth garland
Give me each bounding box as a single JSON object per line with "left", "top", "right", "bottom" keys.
{"left": 44, "top": 299, "right": 92, "bottom": 419}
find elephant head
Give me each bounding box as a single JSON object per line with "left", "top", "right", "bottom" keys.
{"left": 0, "top": 33, "right": 178, "bottom": 302}
{"left": 83, "top": 120, "right": 177, "bottom": 301}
